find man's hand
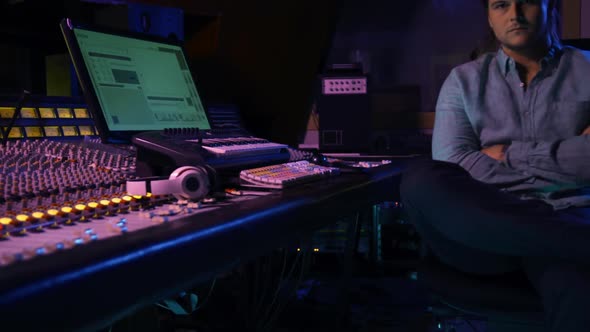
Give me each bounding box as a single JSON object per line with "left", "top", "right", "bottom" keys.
{"left": 481, "top": 144, "right": 508, "bottom": 162}
{"left": 582, "top": 125, "right": 590, "bottom": 136}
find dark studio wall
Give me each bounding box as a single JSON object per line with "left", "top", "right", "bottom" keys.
{"left": 0, "top": 0, "right": 489, "bottom": 147}
{"left": 326, "top": 0, "right": 489, "bottom": 115}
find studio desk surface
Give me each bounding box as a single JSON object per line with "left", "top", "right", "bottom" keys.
{"left": 0, "top": 160, "right": 405, "bottom": 332}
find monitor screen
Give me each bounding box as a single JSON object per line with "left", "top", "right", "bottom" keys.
{"left": 60, "top": 18, "right": 210, "bottom": 142}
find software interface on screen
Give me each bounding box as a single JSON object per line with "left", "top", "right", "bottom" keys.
{"left": 73, "top": 28, "right": 211, "bottom": 131}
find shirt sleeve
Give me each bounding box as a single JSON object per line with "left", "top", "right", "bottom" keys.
{"left": 506, "top": 137, "right": 590, "bottom": 185}
{"left": 432, "top": 70, "right": 534, "bottom": 186}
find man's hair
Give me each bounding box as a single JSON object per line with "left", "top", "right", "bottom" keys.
{"left": 481, "top": 0, "right": 562, "bottom": 48}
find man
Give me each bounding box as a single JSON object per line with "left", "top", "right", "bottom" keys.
{"left": 401, "top": 0, "right": 590, "bottom": 330}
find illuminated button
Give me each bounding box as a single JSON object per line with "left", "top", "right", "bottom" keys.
{"left": 7, "top": 127, "right": 23, "bottom": 138}
{"left": 99, "top": 199, "right": 115, "bottom": 215}
{"left": 46, "top": 209, "right": 61, "bottom": 227}
{"left": 60, "top": 207, "right": 76, "bottom": 225}
{"left": 108, "top": 219, "right": 128, "bottom": 234}
{"left": 73, "top": 108, "right": 89, "bottom": 118}
{"left": 57, "top": 108, "right": 73, "bottom": 118}
{"left": 25, "top": 127, "right": 44, "bottom": 138}
{"left": 62, "top": 126, "right": 78, "bottom": 137}
{"left": 47, "top": 209, "right": 59, "bottom": 218}
{"left": 78, "top": 126, "right": 94, "bottom": 136}
{"left": 0, "top": 217, "right": 13, "bottom": 225}
{"left": 111, "top": 197, "right": 126, "bottom": 213}
{"left": 15, "top": 214, "right": 29, "bottom": 224}
{"left": 43, "top": 126, "right": 61, "bottom": 137}
{"left": 74, "top": 204, "right": 90, "bottom": 221}
{"left": 29, "top": 212, "right": 45, "bottom": 231}
{"left": 38, "top": 108, "right": 56, "bottom": 118}
{"left": 20, "top": 108, "right": 37, "bottom": 118}
{"left": 0, "top": 107, "right": 15, "bottom": 118}
{"left": 87, "top": 202, "right": 102, "bottom": 218}
{"left": 80, "top": 228, "right": 99, "bottom": 241}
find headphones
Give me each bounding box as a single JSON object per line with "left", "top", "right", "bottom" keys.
{"left": 126, "top": 165, "right": 215, "bottom": 201}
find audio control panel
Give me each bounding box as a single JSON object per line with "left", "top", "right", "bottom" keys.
{"left": 0, "top": 138, "right": 272, "bottom": 268}
{"left": 0, "top": 193, "right": 266, "bottom": 266}
{"left": 322, "top": 77, "right": 367, "bottom": 95}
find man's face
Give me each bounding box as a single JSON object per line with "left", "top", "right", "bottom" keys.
{"left": 487, "top": 0, "right": 550, "bottom": 51}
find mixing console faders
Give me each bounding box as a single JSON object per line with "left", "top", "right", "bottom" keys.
{"left": 0, "top": 138, "right": 274, "bottom": 268}
{"left": 0, "top": 139, "right": 136, "bottom": 211}
{"left": 0, "top": 139, "right": 147, "bottom": 265}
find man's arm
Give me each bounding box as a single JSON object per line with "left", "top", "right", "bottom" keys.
{"left": 433, "top": 70, "right": 534, "bottom": 186}
{"left": 501, "top": 129, "right": 590, "bottom": 185}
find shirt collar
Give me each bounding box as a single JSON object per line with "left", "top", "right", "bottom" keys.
{"left": 496, "top": 44, "right": 563, "bottom": 76}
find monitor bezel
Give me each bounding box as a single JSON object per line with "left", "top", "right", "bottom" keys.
{"left": 59, "top": 17, "right": 211, "bottom": 143}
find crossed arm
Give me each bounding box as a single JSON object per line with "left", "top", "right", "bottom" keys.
{"left": 433, "top": 71, "right": 590, "bottom": 187}
{"left": 480, "top": 125, "right": 590, "bottom": 185}
{"left": 482, "top": 126, "right": 590, "bottom": 162}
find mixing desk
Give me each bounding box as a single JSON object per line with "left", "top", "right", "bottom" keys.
{"left": 0, "top": 137, "right": 406, "bottom": 332}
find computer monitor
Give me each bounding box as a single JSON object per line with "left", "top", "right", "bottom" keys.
{"left": 60, "top": 18, "right": 211, "bottom": 143}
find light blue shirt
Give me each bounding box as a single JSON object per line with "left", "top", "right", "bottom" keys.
{"left": 433, "top": 46, "right": 590, "bottom": 210}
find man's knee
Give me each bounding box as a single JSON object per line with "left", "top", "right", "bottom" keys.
{"left": 400, "top": 158, "right": 463, "bottom": 203}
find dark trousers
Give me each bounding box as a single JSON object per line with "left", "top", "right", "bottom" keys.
{"left": 400, "top": 158, "right": 590, "bottom": 332}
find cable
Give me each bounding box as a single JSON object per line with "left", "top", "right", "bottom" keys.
{"left": 257, "top": 250, "right": 303, "bottom": 331}
{"left": 253, "top": 249, "right": 288, "bottom": 321}
{"left": 263, "top": 248, "right": 311, "bottom": 331}
{"left": 1, "top": 90, "right": 30, "bottom": 147}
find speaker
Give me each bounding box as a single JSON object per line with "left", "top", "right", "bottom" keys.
{"left": 317, "top": 75, "right": 371, "bottom": 153}
{"left": 127, "top": 165, "right": 214, "bottom": 201}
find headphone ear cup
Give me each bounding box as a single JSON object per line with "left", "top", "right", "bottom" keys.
{"left": 169, "top": 166, "right": 211, "bottom": 200}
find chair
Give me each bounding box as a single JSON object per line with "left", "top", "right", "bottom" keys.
{"left": 416, "top": 249, "right": 546, "bottom": 332}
